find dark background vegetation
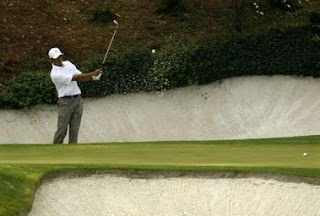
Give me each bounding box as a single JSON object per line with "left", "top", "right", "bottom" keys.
{"left": 0, "top": 0, "right": 320, "bottom": 108}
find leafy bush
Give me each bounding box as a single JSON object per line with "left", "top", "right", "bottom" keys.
{"left": 79, "top": 55, "right": 103, "bottom": 73}
{"left": 92, "top": 6, "right": 116, "bottom": 24}
{"left": 0, "top": 72, "right": 57, "bottom": 109}
{"left": 310, "top": 11, "right": 320, "bottom": 25}
{"left": 268, "top": 0, "right": 303, "bottom": 12}
{"left": 152, "top": 40, "right": 198, "bottom": 87}
{"left": 2, "top": 26, "right": 320, "bottom": 109}
{"left": 157, "top": 0, "right": 188, "bottom": 17}
{"left": 192, "top": 25, "right": 320, "bottom": 84}
{"left": 151, "top": 25, "right": 320, "bottom": 87}
{"left": 80, "top": 47, "right": 165, "bottom": 97}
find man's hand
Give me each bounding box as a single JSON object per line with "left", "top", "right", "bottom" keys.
{"left": 92, "top": 69, "right": 102, "bottom": 81}
{"left": 72, "top": 68, "right": 103, "bottom": 82}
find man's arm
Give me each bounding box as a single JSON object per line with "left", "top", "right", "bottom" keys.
{"left": 72, "top": 69, "right": 102, "bottom": 82}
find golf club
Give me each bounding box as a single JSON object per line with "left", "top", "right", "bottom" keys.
{"left": 103, "top": 20, "right": 119, "bottom": 64}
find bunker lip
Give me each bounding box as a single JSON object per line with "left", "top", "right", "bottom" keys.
{"left": 39, "top": 169, "right": 320, "bottom": 186}
{"left": 28, "top": 170, "right": 320, "bottom": 216}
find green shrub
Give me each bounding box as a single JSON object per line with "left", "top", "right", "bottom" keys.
{"left": 0, "top": 94, "right": 4, "bottom": 107}
{"left": 192, "top": 25, "right": 320, "bottom": 84}
{"left": 268, "top": 0, "right": 303, "bottom": 12}
{"left": 151, "top": 26, "right": 320, "bottom": 86}
{"left": 157, "top": 0, "right": 188, "bottom": 17}
{"left": 79, "top": 55, "right": 103, "bottom": 73}
{"left": 310, "top": 11, "right": 320, "bottom": 25}
{"left": 80, "top": 47, "right": 165, "bottom": 97}
{"left": 0, "top": 72, "right": 57, "bottom": 109}
{"left": 92, "top": 6, "right": 116, "bottom": 24}
{"left": 152, "top": 40, "right": 198, "bottom": 88}
{"left": 2, "top": 26, "right": 320, "bottom": 109}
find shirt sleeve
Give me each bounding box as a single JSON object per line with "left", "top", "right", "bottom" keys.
{"left": 51, "top": 73, "right": 73, "bottom": 85}
{"left": 73, "top": 65, "right": 82, "bottom": 75}
{"left": 68, "top": 61, "right": 82, "bottom": 75}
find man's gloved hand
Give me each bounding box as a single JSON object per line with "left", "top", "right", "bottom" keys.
{"left": 92, "top": 73, "right": 102, "bottom": 81}
{"left": 92, "top": 69, "right": 102, "bottom": 81}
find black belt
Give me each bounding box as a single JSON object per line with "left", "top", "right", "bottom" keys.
{"left": 60, "top": 94, "right": 80, "bottom": 99}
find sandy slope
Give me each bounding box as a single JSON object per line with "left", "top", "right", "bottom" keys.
{"left": 28, "top": 174, "right": 320, "bottom": 216}
{"left": 1, "top": 75, "right": 320, "bottom": 144}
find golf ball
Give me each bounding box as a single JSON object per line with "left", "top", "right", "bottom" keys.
{"left": 152, "top": 49, "right": 156, "bottom": 53}
{"left": 303, "top": 152, "right": 308, "bottom": 157}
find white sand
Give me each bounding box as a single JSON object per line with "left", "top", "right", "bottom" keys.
{"left": 1, "top": 75, "right": 320, "bottom": 144}
{"left": 28, "top": 174, "right": 320, "bottom": 216}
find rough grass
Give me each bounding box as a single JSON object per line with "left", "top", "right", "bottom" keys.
{"left": 0, "top": 136, "right": 320, "bottom": 216}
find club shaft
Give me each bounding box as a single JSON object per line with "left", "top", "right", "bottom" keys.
{"left": 103, "top": 29, "right": 117, "bottom": 64}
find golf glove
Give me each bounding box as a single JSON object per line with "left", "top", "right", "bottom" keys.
{"left": 92, "top": 73, "right": 102, "bottom": 81}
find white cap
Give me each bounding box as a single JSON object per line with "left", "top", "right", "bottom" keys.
{"left": 48, "top": 47, "right": 63, "bottom": 59}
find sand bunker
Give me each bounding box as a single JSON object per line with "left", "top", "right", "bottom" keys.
{"left": 28, "top": 173, "right": 320, "bottom": 216}
{"left": 2, "top": 75, "right": 320, "bottom": 143}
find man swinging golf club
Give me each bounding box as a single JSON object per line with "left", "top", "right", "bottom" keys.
{"left": 48, "top": 47, "right": 102, "bottom": 144}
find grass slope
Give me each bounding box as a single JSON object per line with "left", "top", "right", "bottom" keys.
{"left": 1, "top": 0, "right": 319, "bottom": 79}
{"left": 0, "top": 136, "right": 320, "bottom": 216}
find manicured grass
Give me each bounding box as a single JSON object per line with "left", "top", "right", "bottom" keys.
{"left": 1, "top": 140, "right": 320, "bottom": 167}
{"left": 0, "top": 136, "right": 320, "bottom": 216}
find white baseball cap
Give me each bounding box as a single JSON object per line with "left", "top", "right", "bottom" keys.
{"left": 48, "top": 47, "right": 63, "bottom": 59}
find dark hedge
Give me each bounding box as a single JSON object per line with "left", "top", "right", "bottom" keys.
{"left": 79, "top": 47, "right": 164, "bottom": 97}
{"left": 310, "top": 11, "right": 320, "bottom": 25}
{"left": 190, "top": 25, "right": 320, "bottom": 85}
{"left": 0, "top": 72, "right": 57, "bottom": 109}
{"left": 1, "top": 25, "right": 320, "bottom": 109}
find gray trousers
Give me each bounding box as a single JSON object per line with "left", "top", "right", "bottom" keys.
{"left": 53, "top": 96, "right": 83, "bottom": 144}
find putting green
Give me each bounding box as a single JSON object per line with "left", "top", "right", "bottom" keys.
{"left": 1, "top": 137, "right": 320, "bottom": 216}
{"left": 1, "top": 139, "right": 320, "bottom": 168}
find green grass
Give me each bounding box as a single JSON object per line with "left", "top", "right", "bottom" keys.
{"left": 1, "top": 136, "right": 320, "bottom": 216}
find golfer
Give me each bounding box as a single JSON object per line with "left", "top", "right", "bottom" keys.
{"left": 48, "top": 47, "right": 102, "bottom": 144}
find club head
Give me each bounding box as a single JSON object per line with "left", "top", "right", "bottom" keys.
{"left": 113, "top": 20, "right": 119, "bottom": 29}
